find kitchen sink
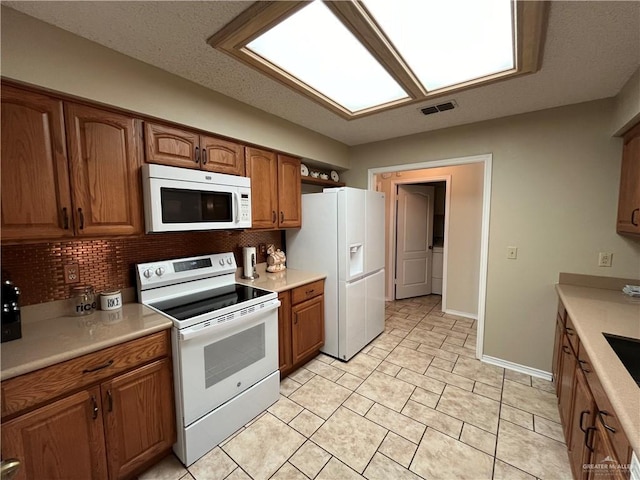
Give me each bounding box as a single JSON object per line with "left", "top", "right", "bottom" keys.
{"left": 603, "top": 333, "right": 640, "bottom": 387}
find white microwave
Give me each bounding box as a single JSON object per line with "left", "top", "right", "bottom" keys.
{"left": 142, "top": 164, "right": 251, "bottom": 233}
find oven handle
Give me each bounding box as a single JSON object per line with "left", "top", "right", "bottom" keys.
{"left": 179, "top": 299, "right": 280, "bottom": 342}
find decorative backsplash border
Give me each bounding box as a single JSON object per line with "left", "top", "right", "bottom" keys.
{"left": 1, "top": 230, "right": 283, "bottom": 306}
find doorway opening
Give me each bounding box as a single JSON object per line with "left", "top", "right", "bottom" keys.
{"left": 394, "top": 180, "right": 448, "bottom": 302}
{"left": 369, "top": 154, "right": 491, "bottom": 359}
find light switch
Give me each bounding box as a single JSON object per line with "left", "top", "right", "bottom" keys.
{"left": 507, "top": 246, "right": 518, "bottom": 259}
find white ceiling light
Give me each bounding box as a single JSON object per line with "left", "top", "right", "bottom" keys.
{"left": 247, "top": 1, "right": 408, "bottom": 113}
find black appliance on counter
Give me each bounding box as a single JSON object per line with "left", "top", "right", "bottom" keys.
{"left": 2, "top": 279, "right": 22, "bottom": 343}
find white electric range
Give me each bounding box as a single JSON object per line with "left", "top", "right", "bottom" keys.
{"left": 137, "top": 252, "right": 280, "bottom": 466}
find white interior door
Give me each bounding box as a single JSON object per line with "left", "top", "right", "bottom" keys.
{"left": 395, "top": 185, "right": 434, "bottom": 299}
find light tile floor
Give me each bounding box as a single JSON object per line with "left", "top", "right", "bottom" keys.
{"left": 140, "top": 295, "right": 572, "bottom": 480}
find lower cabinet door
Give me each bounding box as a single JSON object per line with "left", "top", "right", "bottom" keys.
{"left": 292, "top": 295, "right": 324, "bottom": 364}
{"left": 568, "top": 369, "right": 596, "bottom": 480}
{"left": 102, "top": 359, "right": 175, "bottom": 480}
{"left": 588, "top": 420, "right": 628, "bottom": 480}
{"left": 1, "top": 387, "right": 108, "bottom": 480}
{"left": 278, "top": 291, "right": 293, "bottom": 373}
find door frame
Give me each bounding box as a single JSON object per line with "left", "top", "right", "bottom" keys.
{"left": 368, "top": 153, "right": 492, "bottom": 360}
{"left": 394, "top": 182, "right": 445, "bottom": 302}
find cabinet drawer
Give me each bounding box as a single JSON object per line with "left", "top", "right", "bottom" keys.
{"left": 565, "top": 314, "right": 579, "bottom": 355}
{"left": 291, "top": 280, "right": 324, "bottom": 305}
{"left": 1, "top": 330, "right": 170, "bottom": 419}
{"left": 578, "top": 344, "right": 631, "bottom": 464}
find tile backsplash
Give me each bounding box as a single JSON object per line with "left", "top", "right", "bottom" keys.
{"left": 2, "top": 230, "right": 283, "bottom": 306}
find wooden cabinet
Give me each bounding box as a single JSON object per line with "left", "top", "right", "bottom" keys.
{"left": 277, "top": 155, "right": 302, "bottom": 228}
{"left": 553, "top": 299, "right": 633, "bottom": 480}
{"left": 144, "top": 122, "right": 245, "bottom": 176}
{"left": 0, "top": 86, "right": 144, "bottom": 241}
{"left": 616, "top": 121, "right": 640, "bottom": 236}
{"left": 1, "top": 387, "right": 108, "bottom": 480}
{"left": 1, "top": 331, "right": 175, "bottom": 480}
{"left": 278, "top": 280, "right": 325, "bottom": 377}
{"left": 1, "top": 86, "right": 73, "bottom": 241}
{"left": 278, "top": 291, "right": 293, "bottom": 373}
{"left": 568, "top": 369, "right": 596, "bottom": 479}
{"left": 292, "top": 296, "right": 324, "bottom": 365}
{"left": 245, "top": 147, "right": 301, "bottom": 229}
{"left": 65, "top": 103, "right": 143, "bottom": 237}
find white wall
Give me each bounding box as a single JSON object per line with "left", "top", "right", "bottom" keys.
{"left": 377, "top": 164, "right": 484, "bottom": 316}
{"left": 613, "top": 67, "right": 640, "bottom": 136}
{"left": 345, "top": 99, "right": 640, "bottom": 372}
{"left": 0, "top": 6, "right": 350, "bottom": 168}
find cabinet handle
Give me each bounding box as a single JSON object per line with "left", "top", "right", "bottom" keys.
{"left": 106, "top": 389, "right": 113, "bottom": 412}
{"left": 579, "top": 409, "right": 591, "bottom": 433}
{"left": 77, "top": 208, "right": 84, "bottom": 230}
{"left": 566, "top": 327, "right": 574, "bottom": 336}
{"left": 195, "top": 146, "right": 200, "bottom": 164}
{"left": 82, "top": 359, "right": 114, "bottom": 374}
{"left": 598, "top": 411, "right": 616, "bottom": 433}
{"left": 62, "top": 207, "right": 69, "bottom": 229}
{"left": 584, "top": 426, "right": 596, "bottom": 452}
{"left": 202, "top": 149, "right": 207, "bottom": 165}
{"left": 306, "top": 289, "right": 315, "bottom": 296}
{"left": 562, "top": 345, "right": 571, "bottom": 355}
{"left": 632, "top": 208, "right": 639, "bottom": 226}
{"left": 91, "top": 395, "right": 99, "bottom": 419}
{"left": 280, "top": 211, "right": 284, "bottom": 223}
{"left": 272, "top": 211, "right": 276, "bottom": 223}
{"left": 579, "top": 359, "right": 591, "bottom": 373}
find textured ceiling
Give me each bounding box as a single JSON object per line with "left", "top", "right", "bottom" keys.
{"left": 4, "top": 1, "right": 639, "bottom": 146}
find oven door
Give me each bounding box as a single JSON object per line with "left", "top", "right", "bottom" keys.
{"left": 144, "top": 176, "right": 251, "bottom": 232}
{"left": 176, "top": 301, "right": 279, "bottom": 426}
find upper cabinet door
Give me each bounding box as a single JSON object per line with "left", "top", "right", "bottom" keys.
{"left": 144, "top": 122, "right": 200, "bottom": 169}
{"left": 65, "top": 103, "right": 143, "bottom": 236}
{"left": 1, "top": 86, "right": 74, "bottom": 241}
{"left": 277, "top": 155, "right": 301, "bottom": 228}
{"left": 617, "top": 122, "right": 640, "bottom": 236}
{"left": 245, "top": 147, "right": 278, "bottom": 229}
{"left": 200, "top": 136, "right": 245, "bottom": 176}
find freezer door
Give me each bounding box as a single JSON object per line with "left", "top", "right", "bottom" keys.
{"left": 365, "top": 190, "right": 386, "bottom": 273}
{"left": 339, "top": 278, "right": 367, "bottom": 360}
{"left": 338, "top": 188, "right": 366, "bottom": 282}
{"left": 365, "top": 269, "right": 385, "bottom": 343}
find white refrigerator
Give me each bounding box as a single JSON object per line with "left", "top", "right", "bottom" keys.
{"left": 286, "top": 187, "right": 385, "bottom": 361}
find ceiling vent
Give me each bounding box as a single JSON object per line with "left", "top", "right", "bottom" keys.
{"left": 419, "top": 100, "right": 458, "bottom": 116}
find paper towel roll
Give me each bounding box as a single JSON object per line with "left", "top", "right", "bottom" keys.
{"left": 242, "top": 246, "right": 258, "bottom": 279}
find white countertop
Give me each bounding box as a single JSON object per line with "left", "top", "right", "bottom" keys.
{"left": 555, "top": 283, "right": 640, "bottom": 455}
{"left": 1, "top": 303, "right": 172, "bottom": 381}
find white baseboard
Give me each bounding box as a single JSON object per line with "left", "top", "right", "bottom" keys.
{"left": 443, "top": 309, "right": 477, "bottom": 320}
{"left": 482, "top": 355, "right": 552, "bottom": 381}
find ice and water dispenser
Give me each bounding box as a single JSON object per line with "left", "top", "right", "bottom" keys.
{"left": 349, "top": 243, "right": 364, "bottom": 277}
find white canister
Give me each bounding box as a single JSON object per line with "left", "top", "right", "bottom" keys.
{"left": 100, "top": 290, "right": 122, "bottom": 311}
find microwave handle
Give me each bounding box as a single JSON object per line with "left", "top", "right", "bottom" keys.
{"left": 233, "top": 192, "right": 240, "bottom": 223}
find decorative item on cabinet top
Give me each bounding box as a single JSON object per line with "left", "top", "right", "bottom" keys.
{"left": 301, "top": 168, "right": 345, "bottom": 187}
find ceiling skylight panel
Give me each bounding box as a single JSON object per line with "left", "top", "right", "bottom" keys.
{"left": 246, "top": 0, "right": 408, "bottom": 112}
{"left": 362, "top": 0, "right": 515, "bottom": 91}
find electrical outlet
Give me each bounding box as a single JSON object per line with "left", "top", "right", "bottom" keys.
{"left": 506, "top": 246, "right": 518, "bottom": 259}
{"left": 598, "top": 252, "right": 613, "bottom": 267}
{"left": 64, "top": 263, "right": 80, "bottom": 284}
{"left": 258, "top": 243, "right": 267, "bottom": 255}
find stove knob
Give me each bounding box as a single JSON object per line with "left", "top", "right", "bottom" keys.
{"left": 226, "top": 257, "right": 233, "bottom": 265}
{"left": 219, "top": 259, "right": 225, "bottom": 266}
{"left": 143, "top": 268, "right": 154, "bottom": 279}
{"left": 155, "top": 267, "right": 166, "bottom": 277}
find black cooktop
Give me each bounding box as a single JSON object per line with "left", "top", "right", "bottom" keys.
{"left": 150, "top": 283, "right": 272, "bottom": 321}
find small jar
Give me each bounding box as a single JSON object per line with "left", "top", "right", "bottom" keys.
{"left": 71, "top": 285, "right": 97, "bottom": 316}
{"left": 100, "top": 290, "right": 122, "bottom": 311}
